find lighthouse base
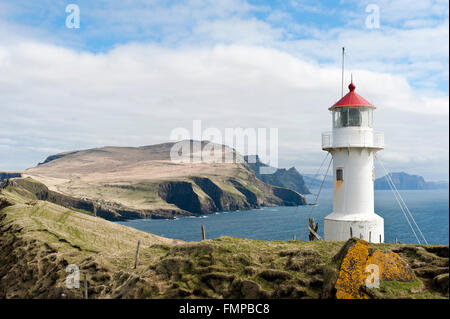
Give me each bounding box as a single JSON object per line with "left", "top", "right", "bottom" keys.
{"left": 324, "top": 213, "right": 384, "bottom": 243}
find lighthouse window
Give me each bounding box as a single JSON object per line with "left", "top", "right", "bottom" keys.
{"left": 333, "top": 108, "right": 364, "bottom": 128}
{"left": 333, "top": 109, "right": 348, "bottom": 128}
{"left": 333, "top": 110, "right": 341, "bottom": 128}
{"left": 336, "top": 168, "right": 344, "bottom": 181}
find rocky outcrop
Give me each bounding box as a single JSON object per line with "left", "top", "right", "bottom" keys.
{"left": 158, "top": 177, "right": 305, "bottom": 217}
{"left": 244, "top": 155, "right": 311, "bottom": 195}
{"left": 3, "top": 178, "right": 191, "bottom": 221}
{"left": 190, "top": 177, "right": 254, "bottom": 211}
{"left": 323, "top": 239, "right": 415, "bottom": 299}
{"left": 3, "top": 176, "right": 305, "bottom": 221}
{"left": 272, "top": 186, "right": 306, "bottom": 206}
{"left": 158, "top": 181, "right": 214, "bottom": 215}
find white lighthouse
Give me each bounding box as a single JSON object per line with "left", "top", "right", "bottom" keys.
{"left": 322, "top": 81, "right": 384, "bottom": 242}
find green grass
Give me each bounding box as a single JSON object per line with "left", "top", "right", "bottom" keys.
{"left": 379, "top": 277, "right": 444, "bottom": 299}
{"left": 1, "top": 179, "right": 448, "bottom": 299}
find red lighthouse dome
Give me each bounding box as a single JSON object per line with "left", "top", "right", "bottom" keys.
{"left": 329, "top": 82, "right": 374, "bottom": 110}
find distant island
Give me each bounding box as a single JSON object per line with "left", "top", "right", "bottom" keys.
{"left": 303, "top": 174, "right": 334, "bottom": 190}
{"left": 299, "top": 172, "right": 448, "bottom": 191}
{"left": 375, "top": 172, "right": 449, "bottom": 190}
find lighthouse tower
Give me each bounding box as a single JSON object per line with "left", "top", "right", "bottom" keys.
{"left": 322, "top": 81, "right": 384, "bottom": 242}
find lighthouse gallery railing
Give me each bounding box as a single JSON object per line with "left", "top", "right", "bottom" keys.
{"left": 322, "top": 131, "right": 384, "bottom": 149}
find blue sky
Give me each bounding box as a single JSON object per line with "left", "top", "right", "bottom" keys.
{"left": 2, "top": 0, "right": 448, "bottom": 91}
{"left": 0, "top": 0, "right": 448, "bottom": 180}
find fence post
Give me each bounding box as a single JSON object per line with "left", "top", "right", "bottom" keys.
{"left": 369, "top": 232, "right": 371, "bottom": 243}
{"left": 201, "top": 225, "right": 206, "bottom": 241}
{"left": 134, "top": 240, "right": 141, "bottom": 269}
{"left": 84, "top": 273, "right": 88, "bottom": 299}
{"left": 350, "top": 227, "right": 353, "bottom": 238}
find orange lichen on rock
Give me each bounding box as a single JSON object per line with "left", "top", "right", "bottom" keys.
{"left": 335, "top": 240, "right": 371, "bottom": 299}
{"left": 334, "top": 239, "right": 415, "bottom": 299}
{"left": 367, "top": 250, "right": 415, "bottom": 282}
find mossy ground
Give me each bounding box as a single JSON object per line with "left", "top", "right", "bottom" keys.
{"left": 0, "top": 180, "right": 448, "bottom": 299}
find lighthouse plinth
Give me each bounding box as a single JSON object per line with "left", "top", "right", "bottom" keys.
{"left": 322, "top": 82, "right": 384, "bottom": 243}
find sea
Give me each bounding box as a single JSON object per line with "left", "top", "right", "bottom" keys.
{"left": 116, "top": 188, "right": 449, "bottom": 245}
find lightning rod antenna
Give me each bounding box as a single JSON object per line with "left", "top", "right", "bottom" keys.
{"left": 341, "top": 47, "right": 345, "bottom": 97}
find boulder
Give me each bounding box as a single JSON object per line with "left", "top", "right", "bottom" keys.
{"left": 433, "top": 273, "right": 449, "bottom": 293}
{"left": 324, "top": 239, "right": 415, "bottom": 299}
{"left": 367, "top": 250, "right": 414, "bottom": 282}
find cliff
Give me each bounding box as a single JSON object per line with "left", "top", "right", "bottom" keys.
{"left": 375, "top": 172, "right": 449, "bottom": 190}
{"left": 20, "top": 140, "right": 306, "bottom": 220}
{"left": 0, "top": 172, "right": 22, "bottom": 181}
{"left": 0, "top": 185, "right": 447, "bottom": 299}
{"left": 244, "top": 155, "right": 310, "bottom": 195}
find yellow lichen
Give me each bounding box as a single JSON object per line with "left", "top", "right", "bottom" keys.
{"left": 367, "top": 250, "right": 414, "bottom": 282}
{"left": 334, "top": 240, "right": 415, "bottom": 299}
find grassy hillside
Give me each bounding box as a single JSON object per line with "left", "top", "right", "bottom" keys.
{"left": 0, "top": 180, "right": 448, "bottom": 299}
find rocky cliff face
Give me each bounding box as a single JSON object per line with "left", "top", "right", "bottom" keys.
{"left": 21, "top": 141, "right": 306, "bottom": 220}
{"left": 3, "top": 178, "right": 191, "bottom": 220}
{"left": 244, "top": 155, "right": 311, "bottom": 195}
{"left": 3, "top": 175, "right": 305, "bottom": 221}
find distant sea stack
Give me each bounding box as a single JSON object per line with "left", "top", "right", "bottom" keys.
{"left": 244, "top": 155, "right": 311, "bottom": 195}
{"left": 374, "top": 172, "right": 449, "bottom": 190}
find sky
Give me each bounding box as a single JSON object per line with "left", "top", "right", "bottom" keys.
{"left": 0, "top": 0, "right": 448, "bottom": 181}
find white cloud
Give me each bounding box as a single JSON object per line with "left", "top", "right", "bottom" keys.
{"left": 0, "top": 0, "right": 447, "bottom": 180}
{"left": 0, "top": 40, "right": 447, "bottom": 180}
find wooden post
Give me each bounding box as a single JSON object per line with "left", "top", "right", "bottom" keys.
{"left": 360, "top": 233, "right": 363, "bottom": 239}
{"left": 134, "top": 240, "right": 141, "bottom": 269}
{"left": 84, "top": 273, "right": 88, "bottom": 299}
{"left": 201, "top": 225, "right": 206, "bottom": 241}
{"left": 293, "top": 234, "right": 296, "bottom": 241}
{"left": 308, "top": 225, "right": 322, "bottom": 241}
{"left": 369, "top": 232, "right": 371, "bottom": 243}
{"left": 379, "top": 234, "right": 382, "bottom": 243}
{"left": 350, "top": 227, "right": 353, "bottom": 238}
{"left": 395, "top": 237, "right": 398, "bottom": 244}
{"left": 308, "top": 218, "right": 319, "bottom": 241}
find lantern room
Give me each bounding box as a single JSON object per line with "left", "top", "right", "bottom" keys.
{"left": 329, "top": 82, "right": 375, "bottom": 129}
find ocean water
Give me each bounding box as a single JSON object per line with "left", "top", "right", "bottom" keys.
{"left": 116, "top": 189, "right": 449, "bottom": 245}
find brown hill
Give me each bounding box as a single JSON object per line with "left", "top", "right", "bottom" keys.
{"left": 22, "top": 140, "right": 306, "bottom": 220}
